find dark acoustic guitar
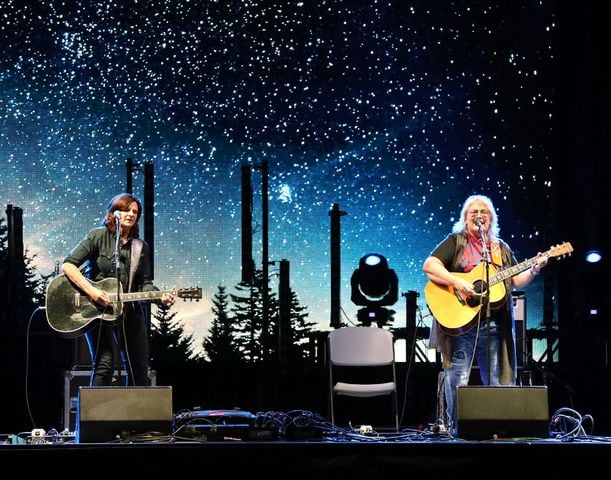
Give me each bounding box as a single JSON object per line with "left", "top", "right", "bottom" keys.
{"left": 45, "top": 274, "right": 202, "bottom": 338}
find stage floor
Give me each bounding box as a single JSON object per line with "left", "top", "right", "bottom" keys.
{"left": 2, "top": 426, "right": 611, "bottom": 476}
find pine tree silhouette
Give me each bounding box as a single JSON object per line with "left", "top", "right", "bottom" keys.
{"left": 204, "top": 284, "right": 243, "bottom": 364}
{"left": 150, "top": 301, "right": 200, "bottom": 369}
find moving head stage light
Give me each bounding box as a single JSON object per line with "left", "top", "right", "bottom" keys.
{"left": 350, "top": 253, "right": 398, "bottom": 327}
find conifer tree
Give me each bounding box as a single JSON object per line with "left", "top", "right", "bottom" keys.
{"left": 229, "top": 270, "right": 315, "bottom": 366}
{"left": 150, "top": 301, "right": 199, "bottom": 368}
{"left": 230, "top": 279, "right": 265, "bottom": 363}
{"left": 203, "top": 285, "right": 243, "bottom": 364}
{"left": 0, "top": 217, "right": 50, "bottom": 327}
{"left": 285, "top": 288, "right": 317, "bottom": 364}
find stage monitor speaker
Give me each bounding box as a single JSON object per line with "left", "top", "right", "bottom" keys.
{"left": 76, "top": 386, "right": 173, "bottom": 443}
{"left": 456, "top": 385, "right": 549, "bottom": 440}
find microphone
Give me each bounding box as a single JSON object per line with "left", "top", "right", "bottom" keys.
{"left": 474, "top": 218, "right": 483, "bottom": 227}
{"left": 113, "top": 211, "right": 122, "bottom": 221}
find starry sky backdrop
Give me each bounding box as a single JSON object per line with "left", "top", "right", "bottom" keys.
{"left": 1, "top": 1, "right": 557, "bottom": 358}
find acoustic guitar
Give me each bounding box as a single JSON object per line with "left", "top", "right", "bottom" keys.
{"left": 45, "top": 274, "right": 201, "bottom": 338}
{"left": 424, "top": 242, "right": 573, "bottom": 335}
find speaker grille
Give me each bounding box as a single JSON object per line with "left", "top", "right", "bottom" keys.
{"left": 77, "top": 386, "right": 173, "bottom": 443}
{"left": 456, "top": 385, "right": 549, "bottom": 439}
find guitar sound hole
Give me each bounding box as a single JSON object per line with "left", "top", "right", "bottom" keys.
{"left": 466, "top": 280, "right": 488, "bottom": 307}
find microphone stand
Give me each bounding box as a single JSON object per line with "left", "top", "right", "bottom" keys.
{"left": 478, "top": 222, "right": 492, "bottom": 385}
{"left": 114, "top": 215, "right": 123, "bottom": 319}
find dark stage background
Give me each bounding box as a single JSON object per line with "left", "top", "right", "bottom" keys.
{"left": 0, "top": 1, "right": 608, "bottom": 435}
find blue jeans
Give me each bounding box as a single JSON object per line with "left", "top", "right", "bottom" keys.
{"left": 443, "top": 322, "right": 504, "bottom": 431}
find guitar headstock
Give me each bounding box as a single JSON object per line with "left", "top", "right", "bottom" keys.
{"left": 176, "top": 287, "right": 202, "bottom": 301}
{"left": 547, "top": 242, "right": 573, "bottom": 259}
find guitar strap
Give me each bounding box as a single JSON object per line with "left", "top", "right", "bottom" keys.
{"left": 128, "top": 238, "right": 143, "bottom": 293}
{"left": 451, "top": 233, "right": 467, "bottom": 271}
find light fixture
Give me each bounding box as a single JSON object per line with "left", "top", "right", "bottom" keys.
{"left": 350, "top": 253, "right": 398, "bottom": 327}
{"left": 585, "top": 249, "right": 602, "bottom": 263}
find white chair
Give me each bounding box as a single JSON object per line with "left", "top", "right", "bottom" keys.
{"left": 327, "top": 326, "right": 399, "bottom": 431}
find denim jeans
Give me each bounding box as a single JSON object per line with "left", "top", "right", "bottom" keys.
{"left": 443, "top": 322, "right": 503, "bottom": 431}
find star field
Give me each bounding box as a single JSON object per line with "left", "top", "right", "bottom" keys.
{"left": 0, "top": 1, "right": 556, "bottom": 355}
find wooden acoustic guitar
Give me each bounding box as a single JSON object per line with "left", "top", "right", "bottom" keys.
{"left": 424, "top": 242, "right": 573, "bottom": 335}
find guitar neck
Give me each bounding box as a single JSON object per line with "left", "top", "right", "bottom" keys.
{"left": 489, "top": 255, "right": 544, "bottom": 286}
{"left": 108, "top": 290, "right": 171, "bottom": 303}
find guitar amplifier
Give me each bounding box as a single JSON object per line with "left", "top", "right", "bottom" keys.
{"left": 63, "top": 368, "right": 156, "bottom": 433}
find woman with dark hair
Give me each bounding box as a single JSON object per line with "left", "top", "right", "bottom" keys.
{"left": 61, "top": 192, "right": 174, "bottom": 386}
